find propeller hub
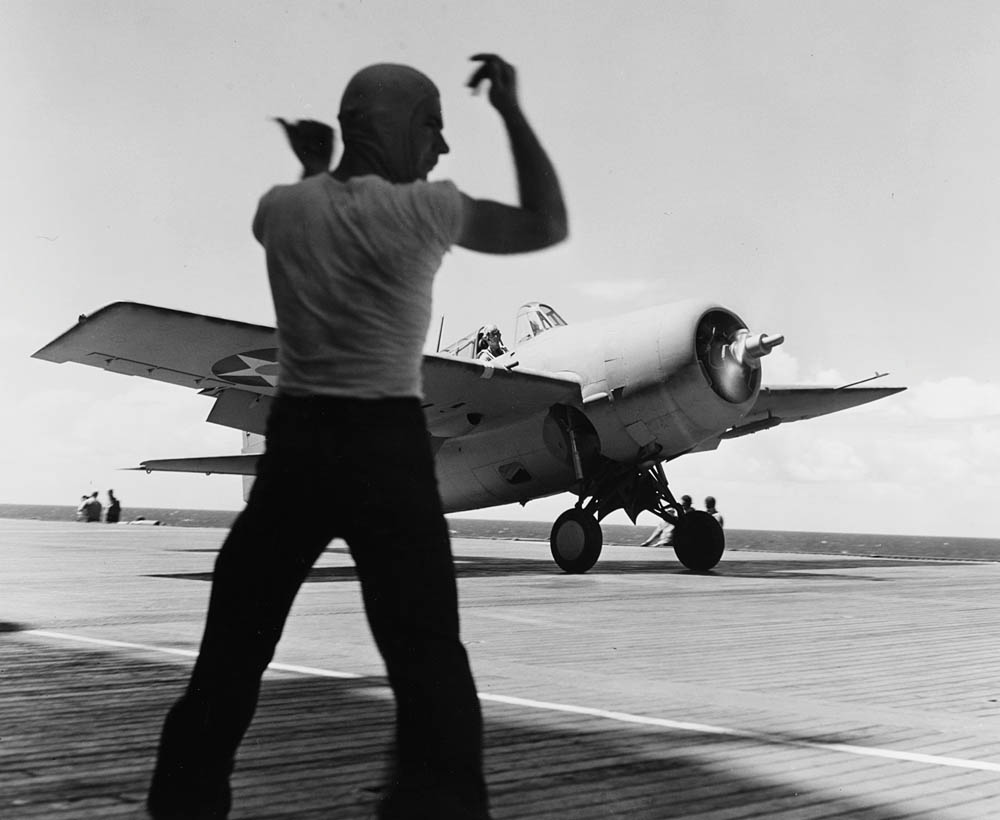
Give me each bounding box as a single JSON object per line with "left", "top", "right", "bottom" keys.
{"left": 696, "top": 311, "right": 781, "bottom": 404}
{"left": 741, "top": 332, "right": 784, "bottom": 361}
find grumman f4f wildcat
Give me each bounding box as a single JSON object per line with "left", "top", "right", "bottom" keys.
{"left": 34, "top": 299, "right": 903, "bottom": 573}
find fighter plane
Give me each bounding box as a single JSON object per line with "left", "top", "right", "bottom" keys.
{"left": 33, "top": 299, "right": 903, "bottom": 573}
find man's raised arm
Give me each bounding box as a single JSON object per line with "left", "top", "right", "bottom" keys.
{"left": 458, "top": 54, "right": 568, "bottom": 255}
{"left": 275, "top": 118, "right": 335, "bottom": 179}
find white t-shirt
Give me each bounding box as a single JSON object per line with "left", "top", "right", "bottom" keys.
{"left": 253, "top": 174, "right": 464, "bottom": 399}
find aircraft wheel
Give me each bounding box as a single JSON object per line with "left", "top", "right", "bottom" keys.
{"left": 672, "top": 511, "right": 725, "bottom": 571}
{"left": 550, "top": 509, "right": 603, "bottom": 574}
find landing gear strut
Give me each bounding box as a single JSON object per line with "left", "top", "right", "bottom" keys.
{"left": 548, "top": 459, "right": 725, "bottom": 573}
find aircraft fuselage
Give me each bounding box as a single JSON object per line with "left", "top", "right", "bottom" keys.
{"left": 435, "top": 299, "right": 761, "bottom": 513}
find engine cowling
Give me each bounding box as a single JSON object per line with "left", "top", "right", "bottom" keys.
{"left": 566, "top": 301, "right": 783, "bottom": 463}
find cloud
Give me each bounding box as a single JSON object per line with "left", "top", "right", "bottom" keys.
{"left": 814, "top": 367, "right": 847, "bottom": 385}
{"left": 906, "top": 377, "right": 1000, "bottom": 419}
{"left": 762, "top": 349, "right": 846, "bottom": 387}
{"left": 785, "top": 438, "right": 869, "bottom": 482}
{"left": 761, "top": 348, "right": 800, "bottom": 383}
{"left": 871, "top": 434, "right": 969, "bottom": 485}
{"left": 972, "top": 424, "right": 1000, "bottom": 457}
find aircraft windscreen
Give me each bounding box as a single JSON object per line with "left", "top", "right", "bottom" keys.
{"left": 515, "top": 303, "right": 567, "bottom": 345}
{"left": 440, "top": 328, "right": 479, "bottom": 358}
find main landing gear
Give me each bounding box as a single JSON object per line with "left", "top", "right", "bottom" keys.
{"left": 671, "top": 510, "right": 726, "bottom": 572}
{"left": 549, "top": 461, "right": 725, "bottom": 574}
{"left": 550, "top": 508, "right": 604, "bottom": 573}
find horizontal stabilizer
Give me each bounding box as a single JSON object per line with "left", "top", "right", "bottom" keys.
{"left": 135, "top": 455, "right": 259, "bottom": 476}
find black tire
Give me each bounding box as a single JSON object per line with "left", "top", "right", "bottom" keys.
{"left": 672, "top": 511, "right": 725, "bottom": 571}
{"left": 549, "top": 509, "right": 603, "bottom": 574}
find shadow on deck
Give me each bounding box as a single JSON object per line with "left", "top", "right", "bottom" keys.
{"left": 2, "top": 634, "right": 911, "bottom": 819}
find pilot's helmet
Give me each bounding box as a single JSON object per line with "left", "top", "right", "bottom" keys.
{"left": 481, "top": 324, "right": 500, "bottom": 337}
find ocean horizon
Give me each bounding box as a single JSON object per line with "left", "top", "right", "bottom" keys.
{"left": 2, "top": 502, "right": 998, "bottom": 563}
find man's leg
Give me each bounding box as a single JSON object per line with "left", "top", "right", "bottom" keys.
{"left": 340, "top": 402, "right": 489, "bottom": 820}
{"left": 148, "top": 420, "right": 336, "bottom": 818}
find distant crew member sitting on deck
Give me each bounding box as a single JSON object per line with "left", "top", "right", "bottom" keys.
{"left": 705, "top": 496, "right": 724, "bottom": 528}
{"left": 640, "top": 494, "right": 692, "bottom": 546}
{"left": 106, "top": 489, "right": 121, "bottom": 523}
{"left": 476, "top": 324, "right": 508, "bottom": 361}
{"left": 84, "top": 491, "right": 102, "bottom": 523}
{"left": 76, "top": 495, "right": 90, "bottom": 521}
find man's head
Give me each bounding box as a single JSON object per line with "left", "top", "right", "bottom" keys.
{"left": 705, "top": 496, "right": 716, "bottom": 510}
{"left": 680, "top": 495, "right": 692, "bottom": 508}
{"left": 480, "top": 324, "right": 503, "bottom": 351}
{"left": 338, "top": 63, "right": 449, "bottom": 183}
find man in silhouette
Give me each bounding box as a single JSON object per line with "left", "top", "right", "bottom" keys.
{"left": 148, "top": 54, "right": 567, "bottom": 820}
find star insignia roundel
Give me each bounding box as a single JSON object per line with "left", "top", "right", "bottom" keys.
{"left": 211, "top": 348, "right": 280, "bottom": 387}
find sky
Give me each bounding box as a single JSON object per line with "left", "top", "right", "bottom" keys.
{"left": 3, "top": 1, "right": 999, "bottom": 537}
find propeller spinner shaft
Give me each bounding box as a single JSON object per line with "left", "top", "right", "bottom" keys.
{"left": 742, "top": 332, "right": 784, "bottom": 361}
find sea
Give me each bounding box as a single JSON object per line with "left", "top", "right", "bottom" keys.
{"left": 2, "top": 503, "right": 998, "bottom": 562}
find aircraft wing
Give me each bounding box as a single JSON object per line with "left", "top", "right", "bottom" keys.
{"left": 134, "top": 455, "right": 260, "bottom": 476}
{"left": 33, "top": 302, "right": 583, "bottom": 439}
{"left": 421, "top": 353, "right": 582, "bottom": 437}
{"left": 32, "top": 301, "right": 278, "bottom": 394}
{"left": 33, "top": 301, "right": 279, "bottom": 435}
{"left": 721, "top": 384, "right": 906, "bottom": 441}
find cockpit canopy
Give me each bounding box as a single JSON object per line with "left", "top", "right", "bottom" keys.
{"left": 439, "top": 302, "right": 568, "bottom": 361}
{"left": 514, "top": 303, "right": 567, "bottom": 345}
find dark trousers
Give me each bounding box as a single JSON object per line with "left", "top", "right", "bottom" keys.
{"left": 148, "top": 395, "right": 489, "bottom": 819}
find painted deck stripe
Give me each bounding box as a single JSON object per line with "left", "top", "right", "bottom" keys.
{"left": 25, "top": 629, "right": 362, "bottom": 679}
{"left": 25, "top": 628, "right": 1000, "bottom": 775}
{"left": 478, "top": 693, "right": 1000, "bottom": 773}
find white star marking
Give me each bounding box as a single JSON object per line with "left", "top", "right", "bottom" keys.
{"left": 218, "top": 354, "right": 279, "bottom": 386}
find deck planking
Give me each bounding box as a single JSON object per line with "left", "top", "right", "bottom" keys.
{"left": 2, "top": 518, "right": 1000, "bottom": 819}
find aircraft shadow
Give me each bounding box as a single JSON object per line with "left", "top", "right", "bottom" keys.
{"left": 1, "top": 635, "right": 912, "bottom": 820}
{"left": 152, "top": 552, "right": 969, "bottom": 585}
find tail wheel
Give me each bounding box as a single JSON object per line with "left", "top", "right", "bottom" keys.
{"left": 672, "top": 511, "right": 725, "bottom": 571}
{"left": 550, "top": 509, "right": 603, "bottom": 574}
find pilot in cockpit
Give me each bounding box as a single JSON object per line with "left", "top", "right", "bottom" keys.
{"left": 476, "top": 324, "right": 508, "bottom": 360}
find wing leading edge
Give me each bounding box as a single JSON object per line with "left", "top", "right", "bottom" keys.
{"left": 722, "top": 384, "right": 906, "bottom": 440}
{"left": 33, "top": 302, "right": 278, "bottom": 395}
